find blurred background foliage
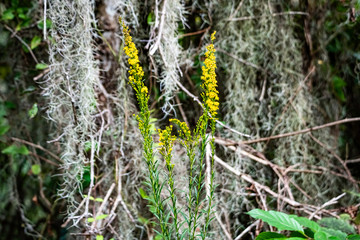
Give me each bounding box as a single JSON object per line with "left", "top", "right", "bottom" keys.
{"left": 0, "top": 0, "right": 359, "bottom": 239}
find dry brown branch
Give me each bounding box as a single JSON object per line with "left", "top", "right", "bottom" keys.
{"left": 11, "top": 137, "right": 62, "bottom": 163}
{"left": 178, "top": 27, "right": 210, "bottom": 38}
{"left": 242, "top": 117, "right": 360, "bottom": 144}
{"left": 309, "top": 193, "right": 346, "bottom": 220}
{"left": 234, "top": 220, "right": 260, "bottom": 240}
{"left": 309, "top": 133, "right": 359, "bottom": 190}
{"left": 215, "top": 213, "right": 232, "bottom": 240}
{"left": 346, "top": 158, "right": 360, "bottom": 164}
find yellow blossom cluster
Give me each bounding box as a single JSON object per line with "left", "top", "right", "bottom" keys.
{"left": 158, "top": 126, "right": 176, "bottom": 163}
{"left": 201, "top": 31, "right": 219, "bottom": 118}
{"left": 169, "top": 119, "right": 192, "bottom": 146}
{"left": 119, "top": 18, "right": 148, "bottom": 105}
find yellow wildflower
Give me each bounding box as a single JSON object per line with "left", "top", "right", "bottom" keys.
{"left": 119, "top": 18, "right": 146, "bottom": 99}
{"left": 158, "top": 126, "right": 176, "bottom": 163}
{"left": 201, "top": 31, "right": 219, "bottom": 118}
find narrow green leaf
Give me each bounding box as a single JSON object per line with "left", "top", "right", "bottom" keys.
{"left": 95, "top": 198, "right": 103, "bottom": 202}
{"left": 28, "top": 103, "right": 38, "bottom": 119}
{"left": 248, "top": 209, "right": 303, "bottom": 233}
{"left": 96, "top": 235, "right": 103, "bottom": 240}
{"left": 87, "top": 218, "right": 94, "bottom": 223}
{"left": 30, "top": 36, "right": 41, "bottom": 49}
{"left": 35, "top": 63, "right": 48, "bottom": 70}
{"left": 31, "top": 164, "right": 41, "bottom": 175}
{"left": 95, "top": 214, "right": 108, "bottom": 220}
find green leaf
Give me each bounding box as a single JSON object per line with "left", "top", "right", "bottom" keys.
{"left": 348, "top": 235, "right": 360, "bottom": 240}
{"left": 2, "top": 9, "right": 15, "bottom": 20}
{"left": 95, "top": 214, "right": 108, "bottom": 220}
{"left": 83, "top": 195, "right": 94, "bottom": 201}
{"left": 290, "top": 216, "right": 320, "bottom": 232}
{"left": 2, "top": 144, "right": 29, "bottom": 155}
{"left": 95, "top": 198, "right": 103, "bottom": 202}
{"left": 28, "top": 103, "right": 38, "bottom": 119}
{"left": 319, "top": 217, "right": 356, "bottom": 234}
{"left": 35, "top": 63, "right": 48, "bottom": 70}
{"left": 87, "top": 218, "right": 94, "bottom": 223}
{"left": 30, "top": 36, "right": 41, "bottom": 49}
{"left": 0, "top": 124, "right": 10, "bottom": 136}
{"left": 139, "top": 188, "right": 148, "bottom": 199}
{"left": 96, "top": 235, "right": 103, "bottom": 240}
{"left": 31, "top": 164, "right": 41, "bottom": 175}
{"left": 248, "top": 209, "right": 303, "bottom": 233}
{"left": 321, "top": 228, "right": 347, "bottom": 240}
{"left": 314, "top": 231, "right": 327, "bottom": 240}
{"left": 147, "top": 12, "right": 155, "bottom": 25}
{"left": 37, "top": 19, "right": 52, "bottom": 30}
{"left": 256, "top": 232, "right": 286, "bottom": 240}
{"left": 332, "top": 76, "right": 346, "bottom": 102}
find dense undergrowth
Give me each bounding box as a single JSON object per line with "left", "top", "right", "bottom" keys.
{"left": 0, "top": 0, "right": 360, "bottom": 239}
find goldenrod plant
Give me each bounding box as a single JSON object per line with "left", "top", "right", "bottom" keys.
{"left": 120, "top": 18, "right": 218, "bottom": 239}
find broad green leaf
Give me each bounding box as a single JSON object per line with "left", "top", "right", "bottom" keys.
{"left": 96, "top": 235, "right": 103, "bottom": 240}
{"left": 35, "top": 63, "right": 48, "bottom": 70}
{"left": 30, "top": 36, "right": 41, "bottom": 49}
{"left": 348, "top": 235, "right": 360, "bottom": 240}
{"left": 87, "top": 218, "right": 94, "bottom": 223}
{"left": 2, "top": 144, "right": 29, "bottom": 155}
{"left": 95, "top": 214, "right": 108, "bottom": 220}
{"left": 290, "top": 216, "right": 320, "bottom": 232}
{"left": 31, "top": 164, "right": 41, "bottom": 175}
{"left": 0, "top": 124, "right": 10, "bottom": 136}
{"left": 319, "top": 217, "right": 356, "bottom": 234}
{"left": 2, "top": 10, "right": 15, "bottom": 20}
{"left": 321, "top": 228, "right": 347, "bottom": 240}
{"left": 28, "top": 103, "right": 38, "bottom": 119}
{"left": 256, "top": 232, "right": 286, "bottom": 240}
{"left": 328, "top": 237, "right": 342, "bottom": 240}
{"left": 95, "top": 198, "right": 103, "bottom": 202}
{"left": 248, "top": 209, "right": 303, "bottom": 232}
{"left": 314, "top": 231, "right": 327, "bottom": 240}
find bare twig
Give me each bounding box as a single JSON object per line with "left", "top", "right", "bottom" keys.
{"left": 242, "top": 117, "right": 360, "bottom": 144}
{"left": 309, "top": 193, "right": 346, "bottom": 220}
{"left": 178, "top": 27, "right": 210, "bottom": 38}
{"left": 174, "top": 79, "right": 252, "bottom": 138}
{"left": 149, "top": 0, "right": 167, "bottom": 55}
{"left": 4, "top": 25, "right": 39, "bottom": 64}
{"left": 11, "top": 137, "right": 62, "bottom": 163}
{"left": 91, "top": 183, "right": 116, "bottom": 229}
{"left": 346, "top": 158, "right": 360, "bottom": 164}
{"left": 215, "top": 213, "right": 232, "bottom": 240}
{"left": 234, "top": 220, "right": 260, "bottom": 240}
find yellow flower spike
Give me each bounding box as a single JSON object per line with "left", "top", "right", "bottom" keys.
{"left": 200, "top": 31, "right": 219, "bottom": 118}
